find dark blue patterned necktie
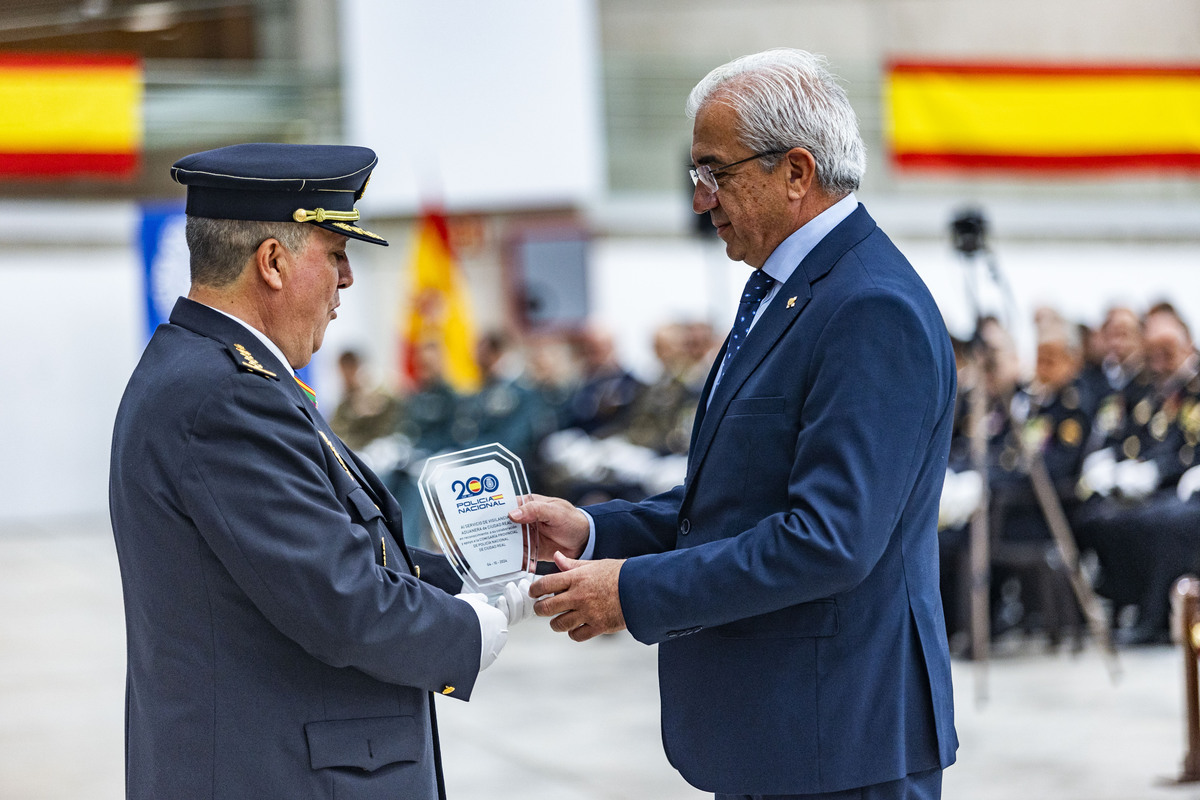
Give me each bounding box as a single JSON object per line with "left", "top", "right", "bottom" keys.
{"left": 720, "top": 268, "right": 776, "bottom": 375}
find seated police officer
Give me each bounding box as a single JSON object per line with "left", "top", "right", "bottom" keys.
{"left": 1075, "top": 302, "right": 1200, "bottom": 645}
{"left": 984, "top": 313, "right": 1092, "bottom": 641}
{"left": 109, "top": 143, "right": 530, "bottom": 800}
{"left": 991, "top": 313, "right": 1094, "bottom": 533}
{"left": 1077, "top": 306, "right": 1144, "bottom": 413}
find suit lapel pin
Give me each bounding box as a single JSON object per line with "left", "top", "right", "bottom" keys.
{"left": 786, "top": 296, "right": 797, "bottom": 309}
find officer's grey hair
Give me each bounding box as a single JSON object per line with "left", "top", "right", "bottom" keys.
{"left": 185, "top": 217, "right": 313, "bottom": 288}
{"left": 1038, "top": 318, "right": 1082, "bottom": 354}
{"left": 685, "top": 48, "right": 866, "bottom": 197}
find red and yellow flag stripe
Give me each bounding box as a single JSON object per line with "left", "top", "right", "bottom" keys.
{"left": 0, "top": 53, "right": 143, "bottom": 178}
{"left": 399, "top": 210, "right": 481, "bottom": 394}
{"left": 885, "top": 60, "right": 1200, "bottom": 173}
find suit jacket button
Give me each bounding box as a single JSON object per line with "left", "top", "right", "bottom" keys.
{"left": 679, "top": 518, "right": 690, "bottom": 535}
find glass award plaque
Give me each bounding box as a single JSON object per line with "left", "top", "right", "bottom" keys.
{"left": 418, "top": 442, "right": 537, "bottom": 598}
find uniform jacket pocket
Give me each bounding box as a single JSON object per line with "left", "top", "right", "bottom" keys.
{"left": 305, "top": 715, "right": 420, "bottom": 771}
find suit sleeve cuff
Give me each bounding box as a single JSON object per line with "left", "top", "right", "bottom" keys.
{"left": 580, "top": 510, "right": 597, "bottom": 560}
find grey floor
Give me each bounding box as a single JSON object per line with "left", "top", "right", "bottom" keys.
{"left": 3, "top": 515, "right": 1200, "bottom": 800}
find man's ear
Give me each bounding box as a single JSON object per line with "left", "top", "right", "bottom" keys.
{"left": 253, "top": 238, "right": 288, "bottom": 291}
{"left": 784, "top": 147, "right": 817, "bottom": 201}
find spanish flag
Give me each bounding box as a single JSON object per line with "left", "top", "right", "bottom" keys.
{"left": 885, "top": 60, "right": 1200, "bottom": 173}
{"left": 399, "top": 209, "right": 481, "bottom": 393}
{"left": 0, "top": 53, "right": 143, "bottom": 179}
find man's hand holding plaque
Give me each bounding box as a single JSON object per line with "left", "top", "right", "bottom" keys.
{"left": 506, "top": 494, "right": 590, "bottom": 561}
{"left": 507, "top": 493, "right": 628, "bottom": 642}
{"left": 418, "top": 443, "right": 539, "bottom": 599}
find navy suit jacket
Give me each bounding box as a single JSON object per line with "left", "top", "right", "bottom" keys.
{"left": 109, "top": 298, "right": 480, "bottom": 800}
{"left": 589, "top": 205, "right": 959, "bottom": 794}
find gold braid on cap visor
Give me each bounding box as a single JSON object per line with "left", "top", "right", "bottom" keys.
{"left": 292, "top": 207, "right": 361, "bottom": 223}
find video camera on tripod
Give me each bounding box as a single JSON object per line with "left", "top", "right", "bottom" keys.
{"left": 951, "top": 208, "right": 988, "bottom": 257}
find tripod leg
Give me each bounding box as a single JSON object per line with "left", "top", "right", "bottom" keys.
{"left": 966, "top": 363, "right": 991, "bottom": 703}
{"left": 1027, "top": 454, "right": 1121, "bottom": 680}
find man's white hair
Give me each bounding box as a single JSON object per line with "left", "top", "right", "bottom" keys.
{"left": 686, "top": 48, "right": 866, "bottom": 196}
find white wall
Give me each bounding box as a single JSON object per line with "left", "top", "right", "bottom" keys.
{"left": 340, "top": 0, "right": 605, "bottom": 215}
{"left": 0, "top": 204, "right": 143, "bottom": 520}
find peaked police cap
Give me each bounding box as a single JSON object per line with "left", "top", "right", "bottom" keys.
{"left": 170, "top": 143, "right": 388, "bottom": 246}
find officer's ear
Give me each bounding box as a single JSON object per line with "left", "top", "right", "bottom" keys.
{"left": 253, "top": 237, "right": 290, "bottom": 291}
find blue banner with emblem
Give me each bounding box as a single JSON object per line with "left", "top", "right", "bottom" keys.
{"left": 139, "top": 202, "right": 190, "bottom": 341}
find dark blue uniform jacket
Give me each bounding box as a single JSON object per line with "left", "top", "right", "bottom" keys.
{"left": 109, "top": 298, "right": 480, "bottom": 800}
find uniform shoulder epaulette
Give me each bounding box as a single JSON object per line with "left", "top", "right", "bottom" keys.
{"left": 230, "top": 342, "right": 279, "bottom": 380}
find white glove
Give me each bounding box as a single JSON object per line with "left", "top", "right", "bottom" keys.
{"left": 1178, "top": 465, "right": 1200, "bottom": 502}
{"left": 1114, "top": 459, "right": 1159, "bottom": 500}
{"left": 456, "top": 592, "right": 508, "bottom": 672}
{"left": 495, "top": 578, "right": 535, "bottom": 627}
{"left": 1080, "top": 448, "right": 1117, "bottom": 498}
{"left": 939, "top": 469, "right": 982, "bottom": 530}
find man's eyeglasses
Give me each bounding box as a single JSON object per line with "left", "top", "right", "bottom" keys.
{"left": 689, "top": 150, "right": 789, "bottom": 194}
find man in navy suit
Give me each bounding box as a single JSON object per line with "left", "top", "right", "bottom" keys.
{"left": 109, "top": 144, "right": 526, "bottom": 800}
{"left": 515, "top": 49, "right": 958, "bottom": 798}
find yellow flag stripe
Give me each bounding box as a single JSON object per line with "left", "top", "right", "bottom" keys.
{"left": 887, "top": 63, "right": 1200, "bottom": 157}
{"left": 0, "top": 63, "right": 142, "bottom": 152}
{"left": 402, "top": 214, "right": 480, "bottom": 394}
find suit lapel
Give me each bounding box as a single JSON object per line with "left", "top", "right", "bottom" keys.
{"left": 686, "top": 341, "right": 724, "bottom": 455}
{"left": 684, "top": 205, "right": 877, "bottom": 492}
{"left": 686, "top": 277, "right": 812, "bottom": 486}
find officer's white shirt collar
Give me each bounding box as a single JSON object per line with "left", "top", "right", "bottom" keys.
{"left": 203, "top": 302, "right": 297, "bottom": 378}
{"left": 708, "top": 192, "right": 858, "bottom": 401}
{"left": 757, "top": 192, "right": 858, "bottom": 295}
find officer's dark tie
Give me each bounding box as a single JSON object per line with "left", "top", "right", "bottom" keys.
{"left": 720, "top": 268, "right": 776, "bottom": 375}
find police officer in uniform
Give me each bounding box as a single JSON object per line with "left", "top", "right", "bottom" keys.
{"left": 1071, "top": 309, "right": 1154, "bottom": 615}
{"left": 1075, "top": 302, "right": 1200, "bottom": 644}
{"left": 985, "top": 316, "right": 1092, "bottom": 641}
{"left": 1077, "top": 306, "right": 1145, "bottom": 418}
{"left": 109, "top": 143, "right": 528, "bottom": 800}
{"left": 1081, "top": 306, "right": 1153, "bottom": 456}
{"left": 992, "top": 316, "right": 1094, "bottom": 522}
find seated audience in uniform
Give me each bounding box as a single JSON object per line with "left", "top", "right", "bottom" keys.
{"left": 985, "top": 311, "right": 1091, "bottom": 644}
{"left": 1075, "top": 302, "right": 1200, "bottom": 645}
